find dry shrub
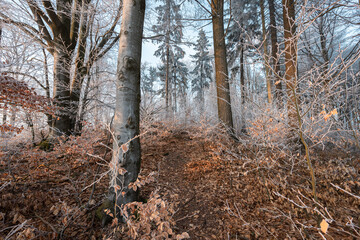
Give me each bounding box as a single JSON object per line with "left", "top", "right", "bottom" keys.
{"left": 120, "top": 191, "right": 189, "bottom": 240}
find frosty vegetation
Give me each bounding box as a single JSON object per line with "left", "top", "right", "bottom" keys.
{"left": 0, "top": 0, "right": 359, "bottom": 239}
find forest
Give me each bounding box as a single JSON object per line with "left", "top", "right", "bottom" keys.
{"left": 0, "top": 0, "right": 359, "bottom": 239}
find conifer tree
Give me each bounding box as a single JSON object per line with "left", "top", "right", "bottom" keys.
{"left": 191, "top": 29, "right": 213, "bottom": 113}
{"left": 152, "top": 0, "right": 188, "bottom": 114}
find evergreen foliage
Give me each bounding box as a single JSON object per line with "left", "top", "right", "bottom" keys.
{"left": 190, "top": 29, "right": 213, "bottom": 109}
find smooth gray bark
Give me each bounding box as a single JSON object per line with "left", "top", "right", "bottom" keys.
{"left": 110, "top": 0, "right": 145, "bottom": 219}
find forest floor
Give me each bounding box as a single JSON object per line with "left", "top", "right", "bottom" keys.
{"left": 0, "top": 122, "right": 359, "bottom": 239}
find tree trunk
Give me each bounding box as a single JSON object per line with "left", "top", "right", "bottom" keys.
{"left": 1, "top": 26, "right": 6, "bottom": 126}
{"left": 110, "top": 0, "right": 145, "bottom": 219}
{"left": 282, "top": 0, "right": 298, "bottom": 138}
{"left": 71, "top": 0, "right": 91, "bottom": 134}
{"left": 165, "top": 0, "right": 171, "bottom": 115}
{"left": 260, "top": 0, "right": 272, "bottom": 104}
{"left": 268, "top": 0, "right": 282, "bottom": 105}
{"left": 52, "top": 50, "right": 73, "bottom": 136}
{"left": 2, "top": 104, "right": 7, "bottom": 125}
{"left": 240, "top": 42, "right": 247, "bottom": 133}
{"left": 165, "top": 43, "right": 170, "bottom": 114}
{"left": 211, "top": 0, "right": 234, "bottom": 132}
{"left": 50, "top": 0, "right": 79, "bottom": 137}
{"left": 42, "top": 49, "right": 53, "bottom": 128}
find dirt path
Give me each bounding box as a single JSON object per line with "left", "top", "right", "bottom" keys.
{"left": 140, "top": 126, "right": 360, "bottom": 240}
{"left": 1, "top": 125, "right": 358, "bottom": 239}
{"left": 141, "top": 129, "right": 232, "bottom": 239}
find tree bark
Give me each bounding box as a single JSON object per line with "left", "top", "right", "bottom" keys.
{"left": 70, "top": 0, "right": 91, "bottom": 134}
{"left": 260, "top": 0, "right": 272, "bottom": 104}
{"left": 240, "top": 41, "right": 247, "bottom": 133}
{"left": 282, "top": 0, "right": 298, "bottom": 137}
{"left": 211, "top": 0, "right": 234, "bottom": 132}
{"left": 268, "top": 0, "right": 282, "bottom": 105}
{"left": 164, "top": 0, "right": 171, "bottom": 115}
{"left": 110, "top": 0, "right": 145, "bottom": 219}
{"left": 52, "top": 49, "right": 73, "bottom": 136}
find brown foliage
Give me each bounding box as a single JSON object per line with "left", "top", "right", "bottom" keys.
{"left": 0, "top": 73, "right": 55, "bottom": 133}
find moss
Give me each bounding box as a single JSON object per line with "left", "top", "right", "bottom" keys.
{"left": 95, "top": 199, "right": 115, "bottom": 227}
{"left": 37, "top": 140, "right": 53, "bottom": 151}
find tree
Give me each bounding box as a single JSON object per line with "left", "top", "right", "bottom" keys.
{"left": 171, "top": 56, "right": 189, "bottom": 113}
{"left": 110, "top": 0, "right": 145, "bottom": 220}
{"left": 268, "top": 0, "right": 283, "bottom": 104}
{"left": 260, "top": 0, "right": 272, "bottom": 104}
{"left": 0, "top": 0, "right": 121, "bottom": 136}
{"left": 227, "top": 0, "right": 261, "bottom": 132}
{"left": 282, "top": 0, "right": 297, "bottom": 138}
{"left": 191, "top": 29, "right": 213, "bottom": 113}
{"left": 152, "top": 0, "right": 188, "bottom": 114}
{"left": 141, "top": 65, "right": 157, "bottom": 99}
{"left": 211, "top": 0, "right": 234, "bottom": 131}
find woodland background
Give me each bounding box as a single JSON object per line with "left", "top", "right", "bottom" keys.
{"left": 0, "top": 0, "right": 359, "bottom": 239}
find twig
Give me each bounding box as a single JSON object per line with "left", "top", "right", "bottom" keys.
{"left": 35, "top": 213, "right": 58, "bottom": 234}
{"left": 330, "top": 183, "right": 360, "bottom": 200}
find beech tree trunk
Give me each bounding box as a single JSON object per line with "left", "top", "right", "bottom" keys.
{"left": 110, "top": 0, "right": 145, "bottom": 216}
{"left": 211, "top": 0, "right": 234, "bottom": 132}
{"left": 282, "top": 0, "right": 298, "bottom": 137}
{"left": 53, "top": 50, "right": 73, "bottom": 136}
{"left": 260, "top": 0, "right": 272, "bottom": 104}
{"left": 70, "top": 0, "right": 91, "bottom": 134}
{"left": 50, "top": 0, "right": 80, "bottom": 136}
{"left": 268, "top": 0, "right": 283, "bottom": 105}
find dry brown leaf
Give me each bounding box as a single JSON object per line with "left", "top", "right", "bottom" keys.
{"left": 121, "top": 144, "right": 129, "bottom": 153}
{"left": 177, "top": 232, "right": 190, "bottom": 239}
{"left": 320, "top": 219, "right": 329, "bottom": 234}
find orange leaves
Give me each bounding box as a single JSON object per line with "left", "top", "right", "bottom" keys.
{"left": 320, "top": 219, "right": 329, "bottom": 234}
{"left": 118, "top": 167, "right": 127, "bottom": 175}
{"left": 0, "top": 124, "right": 24, "bottom": 133}
{"left": 0, "top": 74, "right": 55, "bottom": 114}
{"left": 128, "top": 172, "right": 155, "bottom": 192}
{"left": 121, "top": 143, "right": 129, "bottom": 153}
{"left": 321, "top": 109, "right": 338, "bottom": 121}
{"left": 176, "top": 232, "right": 190, "bottom": 239}
{"left": 122, "top": 191, "right": 189, "bottom": 239}
{"left": 0, "top": 73, "right": 56, "bottom": 134}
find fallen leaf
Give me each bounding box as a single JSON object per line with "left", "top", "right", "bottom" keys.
{"left": 320, "top": 219, "right": 329, "bottom": 234}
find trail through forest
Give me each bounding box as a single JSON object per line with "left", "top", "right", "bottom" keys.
{"left": 0, "top": 123, "right": 359, "bottom": 239}
{"left": 142, "top": 128, "right": 230, "bottom": 239}
{"left": 140, "top": 124, "right": 360, "bottom": 239}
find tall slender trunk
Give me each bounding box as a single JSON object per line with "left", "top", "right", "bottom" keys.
{"left": 200, "top": 63, "right": 205, "bottom": 113}
{"left": 268, "top": 0, "right": 282, "bottom": 105}
{"left": 1, "top": 25, "right": 5, "bottom": 126}
{"left": 240, "top": 42, "right": 247, "bottom": 133}
{"left": 71, "top": 0, "right": 91, "bottom": 133}
{"left": 165, "top": 44, "right": 170, "bottom": 113}
{"left": 2, "top": 104, "right": 7, "bottom": 126}
{"left": 260, "top": 0, "right": 272, "bottom": 104}
{"left": 282, "top": 0, "right": 298, "bottom": 136}
{"left": 111, "top": 0, "right": 145, "bottom": 218}
{"left": 42, "top": 49, "right": 53, "bottom": 128}
{"left": 165, "top": 0, "right": 171, "bottom": 114}
{"left": 173, "top": 68, "right": 177, "bottom": 113}
{"left": 211, "top": 0, "right": 234, "bottom": 132}
{"left": 10, "top": 106, "right": 15, "bottom": 126}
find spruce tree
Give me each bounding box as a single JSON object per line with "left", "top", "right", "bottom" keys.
{"left": 152, "top": 0, "right": 189, "bottom": 114}
{"left": 191, "top": 29, "right": 213, "bottom": 113}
